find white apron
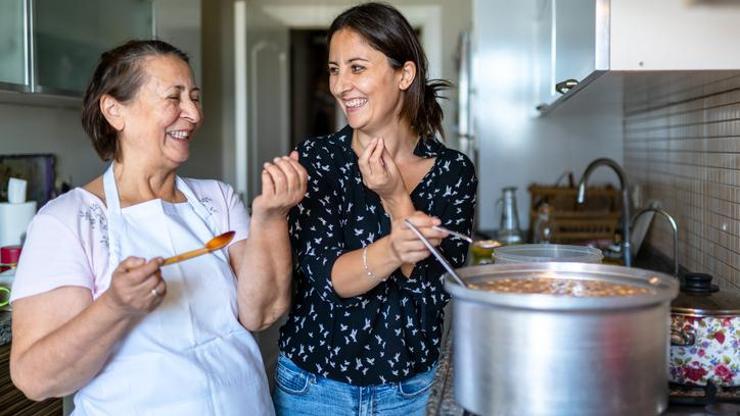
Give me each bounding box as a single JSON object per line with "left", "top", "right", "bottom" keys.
{"left": 72, "top": 165, "right": 274, "bottom": 416}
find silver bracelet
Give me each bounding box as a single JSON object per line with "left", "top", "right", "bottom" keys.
{"left": 362, "top": 245, "right": 385, "bottom": 281}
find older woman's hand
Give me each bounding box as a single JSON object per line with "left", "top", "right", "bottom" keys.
{"left": 252, "top": 151, "right": 308, "bottom": 219}
{"left": 357, "top": 137, "right": 405, "bottom": 201}
{"left": 101, "top": 257, "right": 166, "bottom": 316}
{"left": 388, "top": 211, "right": 447, "bottom": 264}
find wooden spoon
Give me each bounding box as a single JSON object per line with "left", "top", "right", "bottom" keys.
{"left": 162, "top": 231, "right": 236, "bottom": 266}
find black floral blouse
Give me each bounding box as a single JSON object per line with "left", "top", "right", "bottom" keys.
{"left": 279, "top": 125, "right": 477, "bottom": 386}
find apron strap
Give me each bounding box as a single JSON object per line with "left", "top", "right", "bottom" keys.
{"left": 103, "top": 163, "right": 124, "bottom": 272}
{"left": 103, "top": 165, "right": 225, "bottom": 269}
{"left": 175, "top": 177, "right": 229, "bottom": 264}
{"left": 175, "top": 177, "right": 221, "bottom": 237}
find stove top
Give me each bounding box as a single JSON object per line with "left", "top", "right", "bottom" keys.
{"left": 669, "top": 382, "right": 740, "bottom": 406}
{"left": 451, "top": 385, "right": 740, "bottom": 416}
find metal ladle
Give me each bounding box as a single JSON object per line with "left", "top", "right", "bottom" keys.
{"left": 403, "top": 219, "right": 467, "bottom": 287}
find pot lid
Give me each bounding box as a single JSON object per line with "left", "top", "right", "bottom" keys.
{"left": 672, "top": 273, "right": 740, "bottom": 316}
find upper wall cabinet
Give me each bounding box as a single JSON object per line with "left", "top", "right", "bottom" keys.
{"left": 34, "top": 0, "right": 153, "bottom": 94}
{"left": 0, "top": 0, "right": 153, "bottom": 97}
{"left": 0, "top": 0, "right": 28, "bottom": 89}
{"left": 536, "top": 0, "right": 606, "bottom": 108}
{"left": 552, "top": 0, "right": 599, "bottom": 93}
{"left": 537, "top": 0, "right": 740, "bottom": 113}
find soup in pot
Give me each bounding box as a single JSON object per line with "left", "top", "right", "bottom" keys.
{"left": 468, "top": 277, "right": 650, "bottom": 297}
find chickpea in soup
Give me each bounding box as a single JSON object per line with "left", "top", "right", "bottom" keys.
{"left": 468, "top": 277, "right": 650, "bottom": 297}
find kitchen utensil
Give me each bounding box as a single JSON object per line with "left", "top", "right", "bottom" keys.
{"left": 432, "top": 225, "right": 473, "bottom": 243}
{"left": 493, "top": 243, "right": 603, "bottom": 264}
{"left": 470, "top": 239, "right": 503, "bottom": 265}
{"left": 669, "top": 273, "right": 740, "bottom": 388}
{"left": 496, "top": 186, "right": 523, "bottom": 244}
{"left": 445, "top": 262, "right": 679, "bottom": 416}
{"left": 162, "top": 231, "right": 235, "bottom": 266}
{"left": 404, "top": 219, "right": 466, "bottom": 287}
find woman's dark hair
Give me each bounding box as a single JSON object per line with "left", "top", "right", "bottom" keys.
{"left": 328, "top": 2, "right": 451, "bottom": 139}
{"left": 81, "top": 40, "right": 190, "bottom": 161}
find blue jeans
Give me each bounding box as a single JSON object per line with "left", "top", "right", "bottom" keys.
{"left": 272, "top": 354, "right": 436, "bottom": 416}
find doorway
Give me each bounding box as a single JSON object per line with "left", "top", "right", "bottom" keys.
{"left": 290, "top": 29, "right": 338, "bottom": 148}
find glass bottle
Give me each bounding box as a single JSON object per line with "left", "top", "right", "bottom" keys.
{"left": 533, "top": 203, "right": 554, "bottom": 244}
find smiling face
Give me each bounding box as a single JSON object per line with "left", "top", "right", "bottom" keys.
{"left": 328, "top": 29, "right": 410, "bottom": 136}
{"left": 116, "top": 54, "right": 202, "bottom": 170}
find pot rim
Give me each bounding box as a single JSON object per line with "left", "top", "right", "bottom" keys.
{"left": 671, "top": 307, "right": 740, "bottom": 317}
{"left": 445, "top": 262, "right": 679, "bottom": 311}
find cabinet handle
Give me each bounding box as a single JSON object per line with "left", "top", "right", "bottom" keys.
{"left": 555, "top": 79, "right": 579, "bottom": 95}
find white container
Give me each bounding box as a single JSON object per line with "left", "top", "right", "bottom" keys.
{"left": 0, "top": 201, "right": 36, "bottom": 246}
{"left": 494, "top": 244, "right": 603, "bottom": 264}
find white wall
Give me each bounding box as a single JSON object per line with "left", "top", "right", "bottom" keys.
{"left": 0, "top": 98, "right": 104, "bottom": 187}
{"left": 473, "top": 0, "right": 623, "bottom": 231}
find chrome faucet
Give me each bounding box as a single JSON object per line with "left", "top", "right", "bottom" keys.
{"left": 631, "top": 208, "right": 679, "bottom": 277}
{"left": 576, "top": 158, "right": 632, "bottom": 267}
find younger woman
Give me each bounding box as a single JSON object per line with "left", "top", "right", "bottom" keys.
{"left": 274, "top": 3, "right": 477, "bottom": 415}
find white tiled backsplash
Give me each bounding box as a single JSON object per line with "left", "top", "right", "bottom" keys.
{"left": 624, "top": 71, "right": 740, "bottom": 292}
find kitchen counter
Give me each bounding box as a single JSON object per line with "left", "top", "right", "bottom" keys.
{"left": 426, "top": 319, "right": 730, "bottom": 416}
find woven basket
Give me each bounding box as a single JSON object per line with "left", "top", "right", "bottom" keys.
{"left": 528, "top": 185, "right": 622, "bottom": 243}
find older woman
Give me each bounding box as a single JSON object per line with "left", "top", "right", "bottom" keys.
{"left": 9, "top": 40, "right": 306, "bottom": 415}
{"left": 273, "top": 3, "right": 477, "bottom": 416}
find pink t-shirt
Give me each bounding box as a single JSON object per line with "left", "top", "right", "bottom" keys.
{"left": 10, "top": 178, "right": 250, "bottom": 302}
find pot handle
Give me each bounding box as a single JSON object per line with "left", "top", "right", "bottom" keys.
{"left": 670, "top": 327, "right": 695, "bottom": 347}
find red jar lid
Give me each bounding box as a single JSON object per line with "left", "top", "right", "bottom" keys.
{"left": 1, "top": 245, "right": 22, "bottom": 265}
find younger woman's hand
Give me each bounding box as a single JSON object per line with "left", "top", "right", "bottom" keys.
{"left": 358, "top": 138, "right": 405, "bottom": 201}
{"left": 252, "top": 151, "right": 308, "bottom": 219}
{"left": 388, "top": 211, "right": 448, "bottom": 264}
{"left": 102, "top": 256, "right": 166, "bottom": 316}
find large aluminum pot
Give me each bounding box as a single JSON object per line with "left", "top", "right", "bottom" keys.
{"left": 445, "top": 262, "right": 679, "bottom": 416}
{"left": 669, "top": 273, "right": 740, "bottom": 387}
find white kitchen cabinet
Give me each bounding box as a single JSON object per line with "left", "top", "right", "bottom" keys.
{"left": 0, "top": 0, "right": 28, "bottom": 91}
{"left": 34, "top": 0, "right": 153, "bottom": 94}
{"left": 552, "top": 0, "right": 598, "bottom": 93}
{"left": 537, "top": 0, "right": 609, "bottom": 112}
{"left": 537, "top": 0, "right": 740, "bottom": 113}
{"left": 0, "top": 0, "right": 154, "bottom": 97}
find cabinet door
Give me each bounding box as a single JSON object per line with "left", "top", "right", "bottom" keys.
{"left": 0, "top": 0, "right": 27, "bottom": 88}
{"left": 34, "top": 0, "right": 153, "bottom": 94}
{"left": 553, "top": 0, "right": 596, "bottom": 86}
{"left": 535, "top": 0, "right": 555, "bottom": 106}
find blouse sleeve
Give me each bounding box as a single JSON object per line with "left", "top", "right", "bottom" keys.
{"left": 222, "top": 182, "right": 250, "bottom": 247}
{"left": 396, "top": 158, "right": 478, "bottom": 309}
{"left": 10, "top": 213, "right": 95, "bottom": 303}
{"left": 289, "top": 142, "right": 360, "bottom": 308}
